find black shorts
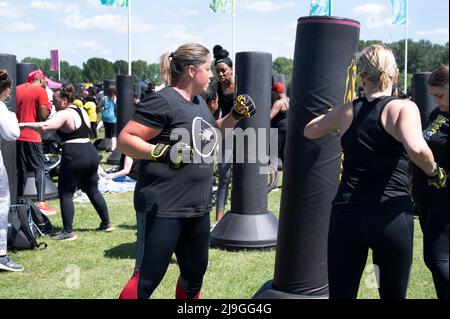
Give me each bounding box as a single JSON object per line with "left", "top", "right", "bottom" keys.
{"left": 103, "top": 122, "right": 117, "bottom": 138}
{"left": 17, "top": 141, "right": 46, "bottom": 172}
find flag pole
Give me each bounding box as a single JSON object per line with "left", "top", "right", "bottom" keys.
{"left": 403, "top": 0, "right": 408, "bottom": 94}
{"left": 232, "top": 0, "right": 236, "bottom": 61}
{"left": 58, "top": 51, "right": 61, "bottom": 82}
{"left": 128, "top": 0, "right": 132, "bottom": 76}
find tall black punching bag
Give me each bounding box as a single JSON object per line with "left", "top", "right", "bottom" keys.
{"left": 273, "top": 74, "right": 286, "bottom": 86}
{"left": 107, "top": 75, "right": 135, "bottom": 164}
{"left": 255, "top": 16, "right": 360, "bottom": 298}
{"left": 103, "top": 79, "right": 116, "bottom": 93}
{"left": 412, "top": 72, "right": 436, "bottom": 128}
{"left": 17, "top": 63, "right": 37, "bottom": 85}
{"left": 210, "top": 52, "right": 278, "bottom": 249}
{"left": 0, "top": 54, "right": 18, "bottom": 204}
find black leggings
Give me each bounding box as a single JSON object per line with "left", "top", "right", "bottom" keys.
{"left": 414, "top": 190, "right": 449, "bottom": 299}
{"left": 422, "top": 188, "right": 449, "bottom": 297}
{"left": 17, "top": 141, "right": 46, "bottom": 202}
{"left": 59, "top": 143, "right": 109, "bottom": 233}
{"left": 136, "top": 212, "right": 210, "bottom": 299}
{"left": 328, "top": 207, "right": 414, "bottom": 299}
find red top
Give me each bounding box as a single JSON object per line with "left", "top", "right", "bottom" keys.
{"left": 16, "top": 83, "right": 51, "bottom": 142}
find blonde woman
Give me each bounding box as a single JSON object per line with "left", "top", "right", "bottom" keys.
{"left": 118, "top": 43, "right": 255, "bottom": 299}
{"left": 304, "top": 45, "right": 446, "bottom": 299}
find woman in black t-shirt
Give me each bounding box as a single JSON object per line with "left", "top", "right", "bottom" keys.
{"left": 117, "top": 43, "right": 255, "bottom": 299}
{"left": 304, "top": 45, "right": 445, "bottom": 299}
{"left": 420, "top": 66, "right": 449, "bottom": 298}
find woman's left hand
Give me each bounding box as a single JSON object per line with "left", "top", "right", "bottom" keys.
{"left": 231, "top": 94, "right": 256, "bottom": 120}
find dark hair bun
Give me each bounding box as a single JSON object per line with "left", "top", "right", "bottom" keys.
{"left": 0, "top": 70, "right": 8, "bottom": 81}
{"left": 213, "top": 45, "right": 229, "bottom": 60}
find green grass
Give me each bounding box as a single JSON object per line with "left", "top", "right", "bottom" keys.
{"left": 0, "top": 167, "right": 436, "bottom": 299}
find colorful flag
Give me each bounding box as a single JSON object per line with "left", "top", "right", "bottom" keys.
{"left": 309, "top": 0, "right": 331, "bottom": 16}
{"left": 209, "top": 0, "right": 233, "bottom": 14}
{"left": 390, "top": 0, "right": 406, "bottom": 25}
{"left": 50, "top": 50, "right": 59, "bottom": 72}
{"left": 99, "top": 0, "right": 128, "bottom": 8}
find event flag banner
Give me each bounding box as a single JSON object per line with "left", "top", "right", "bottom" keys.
{"left": 99, "top": 0, "right": 128, "bottom": 8}
{"left": 50, "top": 50, "right": 59, "bottom": 72}
{"left": 309, "top": 0, "right": 331, "bottom": 16}
{"left": 209, "top": 0, "right": 234, "bottom": 13}
{"left": 390, "top": 0, "right": 407, "bottom": 25}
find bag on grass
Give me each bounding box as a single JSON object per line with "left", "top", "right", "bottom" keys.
{"left": 7, "top": 200, "right": 49, "bottom": 250}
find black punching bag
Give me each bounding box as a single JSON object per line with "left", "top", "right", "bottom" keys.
{"left": 107, "top": 75, "right": 135, "bottom": 165}
{"left": 103, "top": 79, "right": 116, "bottom": 93}
{"left": 210, "top": 52, "right": 278, "bottom": 249}
{"left": 255, "top": 16, "right": 360, "bottom": 298}
{"left": 17, "top": 63, "right": 37, "bottom": 85}
{"left": 273, "top": 74, "right": 286, "bottom": 86}
{"left": 0, "top": 53, "right": 18, "bottom": 204}
{"left": 412, "top": 72, "right": 436, "bottom": 128}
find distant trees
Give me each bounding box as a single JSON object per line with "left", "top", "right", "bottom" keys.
{"left": 20, "top": 57, "right": 161, "bottom": 85}
{"left": 273, "top": 39, "right": 448, "bottom": 95}
{"left": 272, "top": 57, "right": 293, "bottom": 95}
{"left": 21, "top": 39, "right": 447, "bottom": 94}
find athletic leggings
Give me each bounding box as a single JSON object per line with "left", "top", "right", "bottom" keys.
{"left": 414, "top": 190, "right": 449, "bottom": 299}
{"left": 17, "top": 141, "right": 46, "bottom": 202}
{"left": 216, "top": 138, "right": 232, "bottom": 212}
{"left": 328, "top": 207, "right": 414, "bottom": 299}
{"left": 0, "top": 157, "right": 10, "bottom": 252}
{"left": 136, "top": 212, "right": 210, "bottom": 299}
{"left": 58, "top": 143, "right": 109, "bottom": 233}
{"left": 423, "top": 188, "right": 449, "bottom": 297}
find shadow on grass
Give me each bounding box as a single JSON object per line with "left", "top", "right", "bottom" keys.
{"left": 117, "top": 224, "right": 137, "bottom": 230}
{"left": 104, "top": 242, "right": 136, "bottom": 259}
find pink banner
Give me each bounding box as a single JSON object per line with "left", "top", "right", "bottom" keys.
{"left": 50, "top": 50, "right": 59, "bottom": 72}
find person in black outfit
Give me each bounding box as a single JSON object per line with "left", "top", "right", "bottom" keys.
{"left": 117, "top": 43, "right": 255, "bottom": 299}
{"left": 212, "top": 45, "right": 235, "bottom": 224}
{"left": 19, "top": 84, "right": 113, "bottom": 241}
{"left": 412, "top": 66, "right": 449, "bottom": 298}
{"left": 304, "top": 45, "right": 446, "bottom": 299}
{"left": 270, "top": 82, "right": 289, "bottom": 168}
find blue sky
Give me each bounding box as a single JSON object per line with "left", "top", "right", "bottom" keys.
{"left": 0, "top": 0, "right": 448, "bottom": 67}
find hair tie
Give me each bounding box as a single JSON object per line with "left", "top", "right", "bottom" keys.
{"left": 169, "top": 52, "right": 174, "bottom": 59}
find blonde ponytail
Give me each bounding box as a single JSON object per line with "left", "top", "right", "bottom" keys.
{"left": 160, "top": 52, "right": 172, "bottom": 86}
{"left": 159, "top": 43, "right": 209, "bottom": 87}
{"left": 357, "top": 45, "right": 397, "bottom": 92}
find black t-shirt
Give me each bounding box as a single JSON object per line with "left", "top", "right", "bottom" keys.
{"left": 333, "top": 96, "right": 412, "bottom": 213}
{"left": 412, "top": 108, "right": 449, "bottom": 204}
{"left": 217, "top": 82, "right": 234, "bottom": 117}
{"left": 131, "top": 87, "right": 218, "bottom": 218}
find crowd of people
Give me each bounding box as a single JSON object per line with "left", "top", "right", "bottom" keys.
{"left": 0, "top": 42, "right": 447, "bottom": 300}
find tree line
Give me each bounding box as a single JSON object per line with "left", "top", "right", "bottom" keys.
{"left": 273, "top": 39, "right": 448, "bottom": 95}
{"left": 22, "top": 39, "right": 448, "bottom": 95}
{"left": 21, "top": 57, "right": 161, "bottom": 85}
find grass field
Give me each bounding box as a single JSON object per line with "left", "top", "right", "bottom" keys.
{"left": 1, "top": 170, "right": 437, "bottom": 299}
{"left": 0, "top": 131, "right": 437, "bottom": 299}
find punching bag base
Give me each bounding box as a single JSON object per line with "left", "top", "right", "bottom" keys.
{"left": 253, "top": 280, "right": 328, "bottom": 299}
{"left": 210, "top": 211, "right": 278, "bottom": 250}
{"left": 107, "top": 150, "right": 121, "bottom": 165}
{"left": 23, "top": 174, "right": 59, "bottom": 200}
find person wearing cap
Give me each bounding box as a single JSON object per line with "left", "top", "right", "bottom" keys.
{"left": 270, "top": 82, "right": 289, "bottom": 169}
{"left": 16, "top": 69, "right": 57, "bottom": 215}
